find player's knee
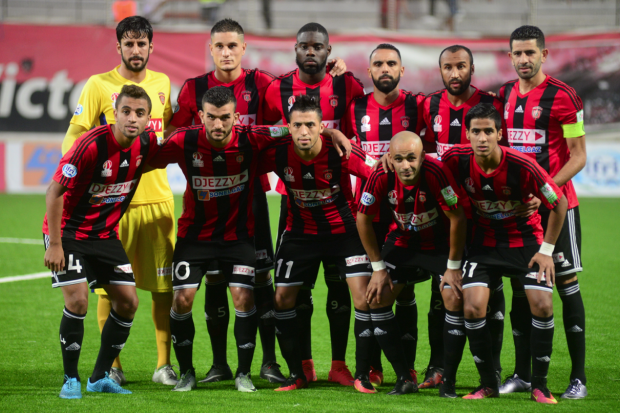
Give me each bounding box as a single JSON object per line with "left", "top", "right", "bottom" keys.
{"left": 274, "top": 290, "right": 295, "bottom": 310}
{"left": 67, "top": 295, "right": 89, "bottom": 314}
{"left": 442, "top": 291, "right": 461, "bottom": 312}
{"left": 232, "top": 287, "right": 254, "bottom": 311}
{"left": 464, "top": 301, "right": 486, "bottom": 319}
{"left": 530, "top": 295, "right": 553, "bottom": 318}
{"left": 116, "top": 293, "right": 139, "bottom": 316}
{"left": 173, "top": 291, "right": 194, "bottom": 313}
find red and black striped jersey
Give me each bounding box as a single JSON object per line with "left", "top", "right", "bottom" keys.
{"left": 499, "top": 75, "right": 584, "bottom": 209}
{"left": 343, "top": 89, "right": 426, "bottom": 224}
{"left": 149, "top": 124, "right": 289, "bottom": 241}
{"left": 422, "top": 86, "right": 504, "bottom": 157}
{"left": 171, "top": 68, "right": 275, "bottom": 128}
{"left": 259, "top": 137, "right": 375, "bottom": 236}
{"left": 43, "top": 125, "right": 159, "bottom": 240}
{"left": 442, "top": 145, "right": 564, "bottom": 248}
{"left": 358, "top": 155, "right": 461, "bottom": 250}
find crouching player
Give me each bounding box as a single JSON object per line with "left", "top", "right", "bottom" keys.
{"left": 43, "top": 85, "right": 160, "bottom": 398}
{"left": 358, "top": 131, "right": 467, "bottom": 395}
{"left": 442, "top": 103, "right": 567, "bottom": 403}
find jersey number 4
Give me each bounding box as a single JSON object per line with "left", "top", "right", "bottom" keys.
{"left": 68, "top": 254, "right": 83, "bottom": 273}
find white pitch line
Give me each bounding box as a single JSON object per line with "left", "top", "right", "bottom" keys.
{"left": 0, "top": 237, "right": 43, "bottom": 245}
{"left": 0, "top": 272, "right": 49, "bottom": 283}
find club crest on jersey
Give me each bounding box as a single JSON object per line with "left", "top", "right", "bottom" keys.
{"left": 401, "top": 116, "right": 410, "bottom": 128}
{"left": 532, "top": 106, "right": 543, "bottom": 120}
{"left": 388, "top": 190, "right": 398, "bottom": 205}
{"left": 288, "top": 96, "right": 296, "bottom": 111}
{"left": 465, "top": 177, "right": 475, "bottom": 193}
{"left": 284, "top": 166, "right": 295, "bottom": 182}
{"left": 419, "top": 191, "right": 426, "bottom": 202}
{"left": 236, "top": 153, "right": 244, "bottom": 163}
{"left": 111, "top": 93, "right": 119, "bottom": 104}
{"left": 502, "top": 186, "right": 512, "bottom": 195}
{"left": 504, "top": 102, "right": 510, "bottom": 120}
{"left": 192, "top": 152, "right": 204, "bottom": 168}
{"left": 324, "top": 169, "right": 333, "bottom": 180}
{"left": 101, "top": 160, "right": 113, "bottom": 177}
{"left": 242, "top": 90, "right": 252, "bottom": 102}
{"left": 136, "top": 155, "right": 143, "bottom": 167}
{"left": 361, "top": 115, "right": 371, "bottom": 133}
{"left": 329, "top": 95, "right": 338, "bottom": 108}
{"left": 157, "top": 92, "right": 165, "bottom": 105}
{"left": 434, "top": 115, "right": 442, "bottom": 132}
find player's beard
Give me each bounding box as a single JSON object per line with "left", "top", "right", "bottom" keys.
{"left": 206, "top": 125, "right": 233, "bottom": 143}
{"left": 122, "top": 52, "right": 149, "bottom": 73}
{"left": 444, "top": 73, "right": 472, "bottom": 96}
{"left": 296, "top": 56, "right": 327, "bottom": 76}
{"left": 372, "top": 74, "right": 400, "bottom": 94}
{"left": 516, "top": 60, "right": 542, "bottom": 80}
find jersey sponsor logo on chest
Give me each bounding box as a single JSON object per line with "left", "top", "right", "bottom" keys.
{"left": 321, "top": 119, "right": 340, "bottom": 130}
{"left": 471, "top": 198, "right": 521, "bottom": 213}
{"left": 507, "top": 128, "right": 546, "bottom": 145}
{"left": 238, "top": 114, "right": 256, "bottom": 126}
{"left": 89, "top": 179, "right": 138, "bottom": 196}
{"left": 394, "top": 208, "right": 439, "bottom": 229}
{"left": 192, "top": 171, "right": 249, "bottom": 190}
{"left": 148, "top": 118, "right": 163, "bottom": 132}
{"left": 290, "top": 185, "right": 340, "bottom": 201}
{"left": 436, "top": 142, "right": 454, "bottom": 157}
{"left": 361, "top": 141, "right": 390, "bottom": 156}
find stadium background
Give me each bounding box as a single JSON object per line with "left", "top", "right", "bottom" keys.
{"left": 1, "top": 1, "right": 619, "bottom": 411}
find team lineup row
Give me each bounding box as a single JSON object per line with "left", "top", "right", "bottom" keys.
{"left": 43, "top": 16, "right": 587, "bottom": 404}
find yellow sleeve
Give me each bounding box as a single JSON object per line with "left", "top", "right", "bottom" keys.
{"left": 163, "top": 77, "right": 173, "bottom": 127}
{"left": 62, "top": 124, "right": 89, "bottom": 155}
{"left": 70, "top": 76, "right": 102, "bottom": 130}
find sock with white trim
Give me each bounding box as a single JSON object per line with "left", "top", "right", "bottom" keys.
{"left": 91, "top": 309, "right": 133, "bottom": 382}
{"left": 60, "top": 307, "right": 86, "bottom": 382}
{"left": 254, "top": 278, "right": 277, "bottom": 364}
{"left": 488, "top": 280, "right": 505, "bottom": 374}
{"left": 370, "top": 306, "right": 409, "bottom": 378}
{"left": 274, "top": 309, "right": 303, "bottom": 377}
{"left": 464, "top": 317, "right": 496, "bottom": 388}
{"left": 295, "top": 289, "right": 314, "bottom": 361}
{"left": 557, "top": 280, "right": 586, "bottom": 384}
{"left": 443, "top": 310, "right": 466, "bottom": 383}
{"left": 204, "top": 281, "right": 229, "bottom": 367}
{"left": 396, "top": 296, "right": 418, "bottom": 369}
{"left": 170, "top": 309, "right": 195, "bottom": 375}
{"left": 510, "top": 281, "right": 532, "bottom": 381}
{"left": 353, "top": 309, "right": 373, "bottom": 377}
{"left": 531, "top": 314, "right": 554, "bottom": 383}
{"left": 234, "top": 306, "right": 258, "bottom": 375}
{"left": 427, "top": 279, "right": 445, "bottom": 369}
{"left": 326, "top": 277, "right": 351, "bottom": 362}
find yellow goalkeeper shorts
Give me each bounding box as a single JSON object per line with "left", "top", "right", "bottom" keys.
{"left": 94, "top": 199, "right": 175, "bottom": 294}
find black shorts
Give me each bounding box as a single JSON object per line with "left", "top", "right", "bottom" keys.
{"left": 174, "top": 237, "right": 256, "bottom": 291}
{"left": 539, "top": 206, "right": 582, "bottom": 277}
{"left": 43, "top": 235, "right": 134, "bottom": 289}
{"left": 381, "top": 236, "right": 438, "bottom": 286}
{"left": 463, "top": 245, "right": 553, "bottom": 293}
{"left": 274, "top": 231, "right": 371, "bottom": 289}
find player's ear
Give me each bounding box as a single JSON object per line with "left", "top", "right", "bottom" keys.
{"left": 241, "top": 42, "right": 247, "bottom": 55}
{"left": 470, "top": 64, "right": 475, "bottom": 75}
{"left": 198, "top": 110, "right": 206, "bottom": 125}
{"left": 149, "top": 41, "right": 153, "bottom": 54}
{"left": 327, "top": 44, "right": 332, "bottom": 57}
{"left": 497, "top": 128, "right": 502, "bottom": 141}
{"left": 234, "top": 111, "right": 240, "bottom": 123}
{"left": 541, "top": 48, "right": 549, "bottom": 63}
{"left": 466, "top": 129, "right": 471, "bottom": 141}
{"left": 116, "top": 42, "right": 121, "bottom": 55}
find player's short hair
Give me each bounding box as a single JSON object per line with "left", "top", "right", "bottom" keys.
{"left": 439, "top": 45, "right": 474, "bottom": 67}
{"left": 116, "top": 84, "right": 152, "bottom": 114}
{"left": 465, "top": 103, "right": 502, "bottom": 131}
{"left": 370, "top": 43, "right": 402, "bottom": 62}
{"left": 202, "top": 86, "right": 237, "bottom": 109}
{"left": 297, "top": 22, "right": 329, "bottom": 43}
{"left": 289, "top": 94, "right": 323, "bottom": 121}
{"left": 116, "top": 16, "right": 153, "bottom": 43}
{"left": 510, "top": 25, "right": 545, "bottom": 50}
{"left": 211, "top": 18, "right": 244, "bottom": 37}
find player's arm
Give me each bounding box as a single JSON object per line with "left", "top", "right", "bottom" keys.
{"left": 64, "top": 76, "right": 101, "bottom": 154}
{"left": 327, "top": 58, "right": 347, "bottom": 77}
{"left": 321, "top": 128, "right": 352, "bottom": 159}
{"left": 440, "top": 206, "right": 466, "bottom": 299}
{"left": 259, "top": 81, "right": 284, "bottom": 125}
{"left": 553, "top": 91, "right": 587, "bottom": 187}
{"left": 62, "top": 124, "right": 89, "bottom": 155}
{"left": 147, "top": 130, "right": 182, "bottom": 169}
{"left": 165, "top": 79, "right": 196, "bottom": 139}
{"left": 554, "top": 135, "right": 586, "bottom": 187}
{"left": 44, "top": 180, "right": 67, "bottom": 273}
{"left": 357, "top": 210, "right": 392, "bottom": 304}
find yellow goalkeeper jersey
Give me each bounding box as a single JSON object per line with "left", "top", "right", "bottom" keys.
{"left": 65, "top": 66, "right": 173, "bottom": 205}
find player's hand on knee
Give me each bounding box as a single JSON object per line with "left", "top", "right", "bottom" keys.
{"left": 44, "top": 245, "right": 65, "bottom": 273}
{"left": 366, "top": 269, "right": 391, "bottom": 304}
{"left": 328, "top": 58, "right": 347, "bottom": 76}
{"left": 529, "top": 253, "right": 555, "bottom": 287}
{"left": 440, "top": 269, "right": 463, "bottom": 300}
{"left": 514, "top": 195, "right": 541, "bottom": 217}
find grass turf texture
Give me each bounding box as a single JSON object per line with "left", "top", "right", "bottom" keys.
{"left": 0, "top": 194, "right": 619, "bottom": 412}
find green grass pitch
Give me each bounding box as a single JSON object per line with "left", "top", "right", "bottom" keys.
{"left": 0, "top": 194, "right": 619, "bottom": 412}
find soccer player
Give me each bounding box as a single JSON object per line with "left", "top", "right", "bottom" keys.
{"left": 164, "top": 18, "right": 285, "bottom": 385}
{"left": 499, "top": 25, "right": 588, "bottom": 399}
{"left": 258, "top": 95, "right": 377, "bottom": 393}
{"left": 420, "top": 45, "right": 506, "bottom": 386}
{"left": 44, "top": 85, "right": 160, "bottom": 399}
{"left": 343, "top": 43, "right": 426, "bottom": 386}
{"left": 442, "top": 103, "right": 568, "bottom": 403}
{"left": 358, "top": 131, "right": 468, "bottom": 395}
{"left": 148, "top": 87, "right": 351, "bottom": 393}
{"left": 62, "top": 16, "right": 177, "bottom": 386}
{"left": 261, "top": 22, "right": 366, "bottom": 385}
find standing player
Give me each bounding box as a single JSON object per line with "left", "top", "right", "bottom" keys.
{"left": 420, "top": 45, "right": 506, "bottom": 386}
{"left": 343, "top": 43, "right": 426, "bottom": 386}
{"left": 442, "top": 103, "right": 568, "bottom": 403}
{"left": 499, "top": 25, "right": 588, "bottom": 399}
{"left": 63, "top": 16, "right": 177, "bottom": 386}
{"left": 45, "top": 85, "right": 160, "bottom": 398}
{"left": 358, "top": 132, "right": 468, "bottom": 396}
{"left": 261, "top": 22, "right": 366, "bottom": 385}
{"left": 164, "top": 18, "right": 284, "bottom": 385}
{"left": 258, "top": 95, "right": 378, "bottom": 393}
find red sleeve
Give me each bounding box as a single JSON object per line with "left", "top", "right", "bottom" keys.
{"left": 523, "top": 161, "right": 564, "bottom": 210}
{"left": 54, "top": 138, "right": 96, "bottom": 189}
{"left": 257, "top": 146, "right": 278, "bottom": 175}
{"left": 250, "top": 126, "right": 291, "bottom": 151}
{"left": 342, "top": 100, "right": 357, "bottom": 139}
{"left": 255, "top": 70, "right": 276, "bottom": 125}
{"left": 357, "top": 169, "right": 387, "bottom": 216}
{"left": 347, "top": 73, "right": 366, "bottom": 101}
{"left": 421, "top": 96, "right": 435, "bottom": 143}
{"left": 554, "top": 87, "right": 585, "bottom": 135}
{"left": 347, "top": 144, "right": 375, "bottom": 180}
{"left": 145, "top": 130, "right": 161, "bottom": 162}
{"left": 440, "top": 147, "right": 459, "bottom": 176}
{"left": 424, "top": 159, "right": 461, "bottom": 211}
{"left": 260, "top": 81, "right": 285, "bottom": 124}
{"left": 148, "top": 129, "right": 184, "bottom": 168}
{"left": 170, "top": 79, "right": 196, "bottom": 128}
{"left": 498, "top": 84, "right": 507, "bottom": 102}
{"left": 416, "top": 93, "right": 426, "bottom": 135}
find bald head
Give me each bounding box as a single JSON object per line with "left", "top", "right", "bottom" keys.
{"left": 389, "top": 132, "right": 425, "bottom": 185}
